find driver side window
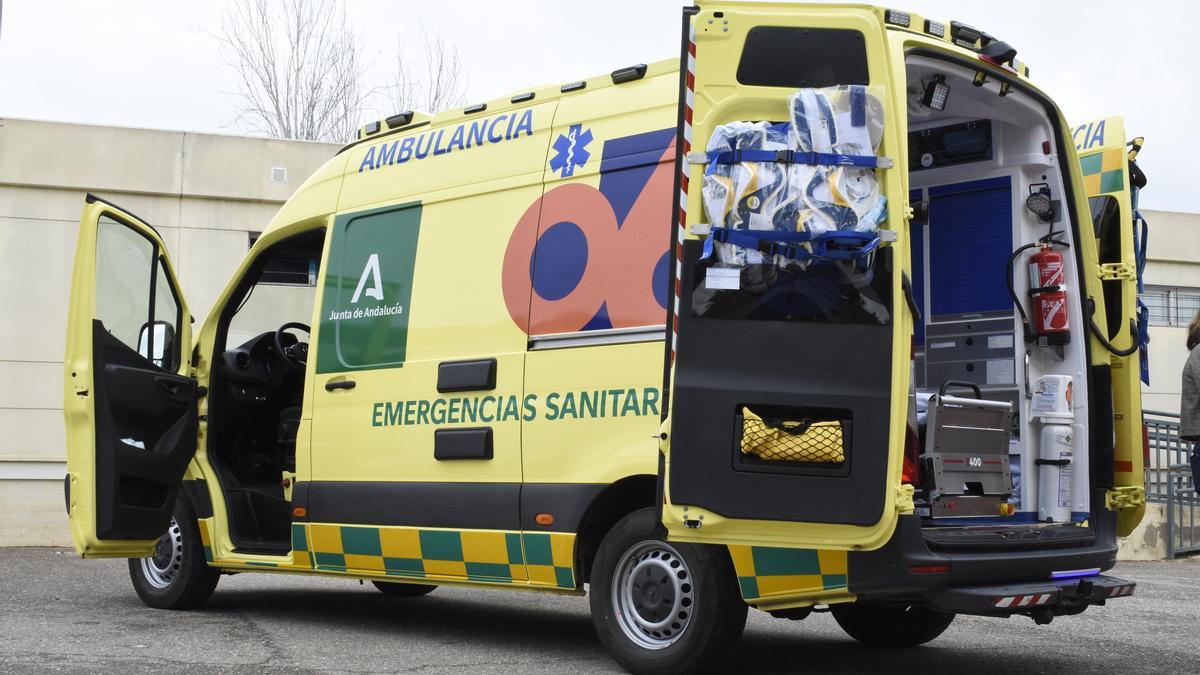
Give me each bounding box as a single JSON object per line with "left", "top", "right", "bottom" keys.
{"left": 95, "top": 215, "right": 181, "bottom": 370}
{"left": 225, "top": 235, "right": 321, "bottom": 350}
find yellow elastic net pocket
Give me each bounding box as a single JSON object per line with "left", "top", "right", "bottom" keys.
{"left": 739, "top": 407, "right": 845, "bottom": 463}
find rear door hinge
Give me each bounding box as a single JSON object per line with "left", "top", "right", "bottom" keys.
{"left": 1105, "top": 485, "right": 1145, "bottom": 510}
{"left": 896, "top": 483, "right": 915, "bottom": 514}
{"left": 1097, "top": 262, "right": 1136, "bottom": 282}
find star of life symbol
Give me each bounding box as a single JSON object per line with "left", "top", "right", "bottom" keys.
{"left": 549, "top": 123, "right": 593, "bottom": 177}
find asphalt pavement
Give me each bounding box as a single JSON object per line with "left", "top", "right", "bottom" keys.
{"left": 0, "top": 548, "right": 1197, "bottom": 673}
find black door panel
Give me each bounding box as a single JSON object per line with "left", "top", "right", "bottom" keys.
{"left": 669, "top": 240, "right": 894, "bottom": 526}
{"left": 93, "top": 321, "right": 197, "bottom": 539}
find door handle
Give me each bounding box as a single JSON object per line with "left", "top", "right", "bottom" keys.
{"left": 155, "top": 377, "right": 192, "bottom": 402}
{"left": 325, "top": 379, "right": 356, "bottom": 391}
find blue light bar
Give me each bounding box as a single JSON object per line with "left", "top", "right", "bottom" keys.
{"left": 1050, "top": 568, "right": 1101, "bottom": 580}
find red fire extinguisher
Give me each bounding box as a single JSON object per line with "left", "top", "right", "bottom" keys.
{"left": 1028, "top": 245, "right": 1071, "bottom": 345}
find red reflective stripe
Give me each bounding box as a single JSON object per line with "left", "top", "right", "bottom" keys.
{"left": 1114, "top": 460, "right": 1133, "bottom": 473}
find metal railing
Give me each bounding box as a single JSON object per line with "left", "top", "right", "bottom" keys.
{"left": 1143, "top": 410, "right": 1199, "bottom": 557}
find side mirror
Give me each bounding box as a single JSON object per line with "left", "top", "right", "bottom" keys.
{"left": 137, "top": 320, "right": 176, "bottom": 368}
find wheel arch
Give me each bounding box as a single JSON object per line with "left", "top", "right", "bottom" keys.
{"left": 573, "top": 474, "right": 658, "bottom": 585}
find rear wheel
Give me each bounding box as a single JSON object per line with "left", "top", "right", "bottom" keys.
{"left": 589, "top": 508, "right": 747, "bottom": 674}
{"left": 831, "top": 603, "right": 955, "bottom": 648}
{"left": 371, "top": 580, "right": 436, "bottom": 597}
{"left": 128, "top": 493, "right": 220, "bottom": 610}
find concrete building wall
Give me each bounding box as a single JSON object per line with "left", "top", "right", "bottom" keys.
{"left": 0, "top": 118, "right": 338, "bottom": 546}
{"left": 1139, "top": 210, "right": 1200, "bottom": 416}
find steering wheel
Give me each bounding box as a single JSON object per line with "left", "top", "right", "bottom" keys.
{"left": 274, "top": 322, "right": 311, "bottom": 371}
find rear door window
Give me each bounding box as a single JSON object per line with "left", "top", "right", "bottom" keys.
{"left": 737, "top": 27, "right": 869, "bottom": 88}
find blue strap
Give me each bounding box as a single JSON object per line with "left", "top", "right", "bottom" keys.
{"left": 706, "top": 149, "right": 884, "bottom": 169}
{"left": 1133, "top": 209, "right": 1148, "bottom": 294}
{"left": 1137, "top": 298, "right": 1150, "bottom": 385}
{"left": 850, "top": 85, "right": 866, "bottom": 127}
{"left": 700, "top": 227, "right": 879, "bottom": 264}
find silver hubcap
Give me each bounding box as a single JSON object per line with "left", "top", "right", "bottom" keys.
{"left": 139, "top": 517, "right": 184, "bottom": 589}
{"left": 612, "top": 540, "right": 694, "bottom": 650}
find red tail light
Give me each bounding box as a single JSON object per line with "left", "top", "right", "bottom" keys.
{"left": 903, "top": 423, "right": 921, "bottom": 485}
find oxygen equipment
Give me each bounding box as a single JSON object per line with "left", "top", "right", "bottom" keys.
{"left": 1032, "top": 375, "right": 1074, "bottom": 522}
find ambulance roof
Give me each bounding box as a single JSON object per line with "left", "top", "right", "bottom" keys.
{"left": 341, "top": 4, "right": 1027, "bottom": 158}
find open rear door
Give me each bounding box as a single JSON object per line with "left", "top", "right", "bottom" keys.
{"left": 1073, "top": 116, "right": 1147, "bottom": 535}
{"left": 661, "top": 3, "right": 909, "bottom": 550}
{"left": 65, "top": 195, "right": 197, "bottom": 557}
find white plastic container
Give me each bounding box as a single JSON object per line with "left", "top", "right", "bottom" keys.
{"left": 1032, "top": 375, "right": 1074, "bottom": 522}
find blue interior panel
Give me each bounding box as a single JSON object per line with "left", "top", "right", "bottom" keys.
{"left": 927, "top": 177, "right": 1013, "bottom": 319}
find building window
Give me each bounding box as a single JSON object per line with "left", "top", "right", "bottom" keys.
{"left": 248, "top": 232, "right": 318, "bottom": 286}
{"left": 1141, "top": 286, "right": 1200, "bottom": 327}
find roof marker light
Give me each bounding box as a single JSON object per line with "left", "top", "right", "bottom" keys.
{"left": 561, "top": 80, "right": 587, "bottom": 93}
{"left": 463, "top": 102, "right": 488, "bottom": 115}
{"left": 385, "top": 111, "right": 414, "bottom": 129}
{"left": 611, "top": 64, "right": 648, "bottom": 84}
{"left": 511, "top": 92, "right": 535, "bottom": 104}
{"left": 951, "top": 20, "right": 983, "bottom": 48}
{"left": 925, "top": 20, "right": 946, "bottom": 38}
{"left": 885, "top": 9, "right": 911, "bottom": 27}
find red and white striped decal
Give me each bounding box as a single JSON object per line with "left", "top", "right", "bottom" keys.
{"left": 670, "top": 25, "right": 696, "bottom": 364}
{"left": 994, "top": 593, "right": 1054, "bottom": 609}
{"left": 1108, "top": 584, "right": 1136, "bottom": 597}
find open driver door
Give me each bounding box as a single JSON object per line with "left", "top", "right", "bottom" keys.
{"left": 65, "top": 195, "right": 197, "bottom": 557}
{"left": 660, "top": 3, "right": 911, "bottom": 551}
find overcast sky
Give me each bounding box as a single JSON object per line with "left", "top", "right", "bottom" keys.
{"left": 1, "top": 0, "right": 1195, "bottom": 212}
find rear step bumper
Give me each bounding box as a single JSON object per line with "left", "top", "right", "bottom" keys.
{"left": 922, "top": 574, "right": 1135, "bottom": 620}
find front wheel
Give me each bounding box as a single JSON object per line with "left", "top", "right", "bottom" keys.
{"left": 831, "top": 603, "right": 955, "bottom": 648}
{"left": 589, "top": 508, "right": 747, "bottom": 674}
{"left": 127, "top": 493, "right": 220, "bottom": 610}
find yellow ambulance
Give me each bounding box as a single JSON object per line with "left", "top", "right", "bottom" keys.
{"left": 64, "top": 3, "right": 1149, "bottom": 672}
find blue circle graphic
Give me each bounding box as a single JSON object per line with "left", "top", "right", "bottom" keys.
{"left": 530, "top": 221, "right": 589, "bottom": 301}
{"left": 652, "top": 250, "right": 670, "bottom": 310}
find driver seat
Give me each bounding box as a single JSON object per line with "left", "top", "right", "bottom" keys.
{"left": 277, "top": 407, "right": 301, "bottom": 472}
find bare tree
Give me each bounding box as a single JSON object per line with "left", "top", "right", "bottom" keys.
{"left": 389, "top": 25, "right": 468, "bottom": 114}
{"left": 217, "top": 0, "right": 373, "bottom": 143}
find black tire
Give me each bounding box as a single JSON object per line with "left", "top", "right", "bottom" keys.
{"left": 831, "top": 603, "right": 955, "bottom": 648}
{"left": 371, "top": 580, "right": 436, "bottom": 596}
{"left": 589, "top": 508, "right": 747, "bottom": 674}
{"left": 127, "top": 493, "right": 220, "bottom": 610}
